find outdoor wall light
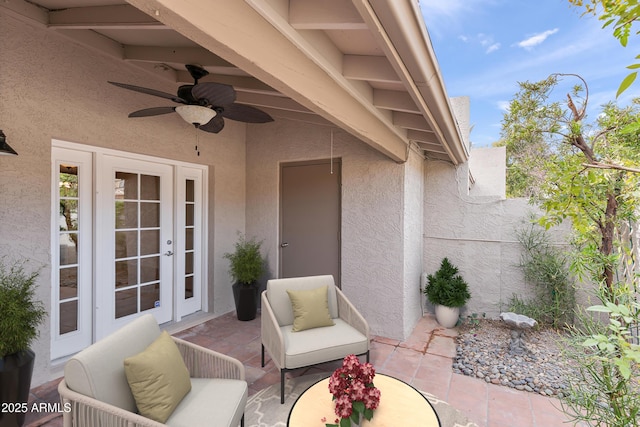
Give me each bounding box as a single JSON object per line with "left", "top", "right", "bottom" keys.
{"left": 0, "top": 130, "right": 18, "bottom": 156}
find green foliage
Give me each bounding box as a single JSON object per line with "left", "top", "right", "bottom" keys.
{"left": 223, "top": 234, "right": 265, "bottom": 285}
{"left": 0, "top": 258, "right": 46, "bottom": 357}
{"left": 463, "top": 312, "right": 486, "bottom": 327}
{"left": 501, "top": 74, "right": 640, "bottom": 290}
{"left": 569, "top": 0, "right": 640, "bottom": 96}
{"left": 561, "top": 286, "right": 640, "bottom": 426}
{"left": 508, "top": 223, "right": 576, "bottom": 329}
{"left": 423, "top": 258, "right": 471, "bottom": 308}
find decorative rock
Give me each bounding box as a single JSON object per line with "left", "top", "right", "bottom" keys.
{"left": 453, "top": 319, "right": 575, "bottom": 398}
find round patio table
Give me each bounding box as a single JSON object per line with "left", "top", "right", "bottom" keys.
{"left": 287, "top": 373, "right": 441, "bottom": 426}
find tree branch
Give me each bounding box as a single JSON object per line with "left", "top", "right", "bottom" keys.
{"left": 582, "top": 162, "right": 640, "bottom": 173}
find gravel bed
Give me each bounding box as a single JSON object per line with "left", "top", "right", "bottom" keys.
{"left": 453, "top": 319, "right": 576, "bottom": 397}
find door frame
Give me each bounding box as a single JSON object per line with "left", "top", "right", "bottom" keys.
{"left": 50, "top": 140, "right": 209, "bottom": 358}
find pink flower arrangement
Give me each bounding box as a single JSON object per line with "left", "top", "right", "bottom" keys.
{"left": 324, "top": 354, "right": 381, "bottom": 427}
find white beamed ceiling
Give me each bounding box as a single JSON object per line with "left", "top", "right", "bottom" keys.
{"left": 0, "top": 0, "right": 468, "bottom": 164}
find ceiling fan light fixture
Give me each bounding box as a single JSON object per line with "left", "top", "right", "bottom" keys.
{"left": 175, "top": 105, "right": 216, "bottom": 127}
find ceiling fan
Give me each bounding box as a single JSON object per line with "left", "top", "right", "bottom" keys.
{"left": 108, "top": 64, "right": 274, "bottom": 133}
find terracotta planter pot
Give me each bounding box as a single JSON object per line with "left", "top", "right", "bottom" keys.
{"left": 434, "top": 305, "right": 460, "bottom": 328}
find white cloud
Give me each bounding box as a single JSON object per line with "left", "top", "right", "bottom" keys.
{"left": 516, "top": 28, "right": 559, "bottom": 50}
{"left": 486, "top": 43, "right": 501, "bottom": 54}
{"left": 458, "top": 35, "right": 469, "bottom": 42}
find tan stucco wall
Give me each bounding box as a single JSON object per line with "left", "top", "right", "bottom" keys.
{"left": 0, "top": 12, "right": 247, "bottom": 386}
{"left": 402, "top": 148, "right": 425, "bottom": 337}
{"left": 423, "top": 149, "right": 570, "bottom": 317}
{"left": 245, "top": 121, "right": 422, "bottom": 340}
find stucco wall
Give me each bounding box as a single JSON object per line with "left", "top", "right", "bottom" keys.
{"left": 0, "top": 13, "right": 247, "bottom": 386}
{"left": 402, "top": 148, "right": 424, "bottom": 337}
{"left": 246, "top": 121, "right": 417, "bottom": 339}
{"left": 423, "top": 149, "right": 570, "bottom": 318}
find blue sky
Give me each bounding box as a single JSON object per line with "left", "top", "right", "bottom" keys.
{"left": 420, "top": 0, "right": 639, "bottom": 147}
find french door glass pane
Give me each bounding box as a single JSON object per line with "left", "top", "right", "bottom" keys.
{"left": 140, "top": 256, "right": 160, "bottom": 283}
{"left": 140, "top": 175, "right": 160, "bottom": 200}
{"left": 59, "top": 267, "right": 78, "bottom": 299}
{"left": 185, "top": 276, "right": 194, "bottom": 299}
{"left": 140, "top": 230, "right": 160, "bottom": 255}
{"left": 59, "top": 200, "right": 78, "bottom": 231}
{"left": 116, "top": 172, "right": 138, "bottom": 199}
{"left": 59, "top": 233, "right": 78, "bottom": 265}
{"left": 115, "top": 201, "right": 138, "bottom": 229}
{"left": 115, "top": 288, "right": 137, "bottom": 318}
{"left": 115, "top": 259, "right": 137, "bottom": 288}
{"left": 115, "top": 230, "right": 137, "bottom": 258}
{"left": 140, "top": 202, "right": 160, "bottom": 228}
{"left": 140, "top": 284, "right": 160, "bottom": 311}
{"left": 59, "top": 300, "right": 78, "bottom": 335}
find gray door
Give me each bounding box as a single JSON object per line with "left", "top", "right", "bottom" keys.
{"left": 280, "top": 160, "right": 341, "bottom": 285}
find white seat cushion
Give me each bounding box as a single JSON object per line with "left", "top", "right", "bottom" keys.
{"left": 282, "top": 319, "right": 368, "bottom": 369}
{"left": 166, "top": 378, "right": 248, "bottom": 427}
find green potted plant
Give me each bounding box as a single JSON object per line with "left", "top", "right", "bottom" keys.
{"left": 0, "top": 258, "right": 46, "bottom": 427}
{"left": 423, "top": 257, "right": 471, "bottom": 328}
{"left": 224, "top": 234, "right": 265, "bottom": 321}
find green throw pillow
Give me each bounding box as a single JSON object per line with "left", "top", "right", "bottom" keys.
{"left": 124, "top": 330, "right": 191, "bottom": 423}
{"left": 287, "top": 285, "right": 335, "bottom": 332}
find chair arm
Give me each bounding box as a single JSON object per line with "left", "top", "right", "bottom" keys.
{"left": 261, "top": 291, "right": 285, "bottom": 369}
{"left": 172, "top": 337, "right": 245, "bottom": 381}
{"left": 336, "top": 287, "right": 370, "bottom": 339}
{"left": 58, "top": 379, "right": 164, "bottom": 427}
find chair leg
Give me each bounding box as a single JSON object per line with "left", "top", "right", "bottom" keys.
{"left": 241, "top": 414, "right": 245, "bottom": 427}
{"left": 261, "top": 344, "right": 265, "bottom": 367}
{"left": 281, "top": 369, "right": 286, "bottom": 404}
{"left": 366, "top": 350, "right": 370, "bottom": 363}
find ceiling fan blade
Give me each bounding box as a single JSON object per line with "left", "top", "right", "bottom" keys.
{"left": 128, "top": 107, "right": 177, "bottom": 118}
{"left": 198, "top": 115, "right": 225, "bottom": 133}
{"left": 192, "top": 82, "right": 236, "bottom": 106}
{"left": 221, "top": 103, "right": 274, "bottom": 123}
{"left": 108, "top": 81, "right": 186, "bottom": 104}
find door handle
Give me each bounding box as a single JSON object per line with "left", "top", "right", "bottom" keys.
{"left": 280, "top": 242, "right": 289, "bottom": 248}
{"left": 164, "top": 250, "right": 174, "bottom": 256}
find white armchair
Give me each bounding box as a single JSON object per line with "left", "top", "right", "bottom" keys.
{"left": 58, "top": 314, "right": 247, "bottom": 427}
{"left": 260, "top": 275, "right": 370, "bottom": 403}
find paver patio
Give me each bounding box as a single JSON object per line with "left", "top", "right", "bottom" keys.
{"left": 25, "top": 312, "right": 577, "bottom": 427}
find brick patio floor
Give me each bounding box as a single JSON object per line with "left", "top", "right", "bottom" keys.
{"left": 25, "top": 312, "right": 577, "bottom": 427}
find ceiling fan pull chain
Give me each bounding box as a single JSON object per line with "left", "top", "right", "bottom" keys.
{"left": 195, "top": 125, "right": 200, "bottom": 156}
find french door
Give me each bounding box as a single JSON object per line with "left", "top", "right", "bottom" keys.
{"left": 95, "top": 156, "right": 174, "bottom": 339}
{"left": 51, "top": 143, "right": 207, "bottom": 357}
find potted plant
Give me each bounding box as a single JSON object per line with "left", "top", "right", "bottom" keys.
{"left": 423, "top": 258, "right": 470, "bottom": 328}
{"left": 0, "top": 258, "right": 46, "bottom": 427}
{"left": 224, "top": 234, "right": 265, "bottom": 321}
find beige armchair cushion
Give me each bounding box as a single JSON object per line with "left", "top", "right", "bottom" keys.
{"left": 282, "top": 319, "right": 368, "bottom": 368}
{"left": 124, "top": 331, "right": 192, "bottom": 423}
{"left": 287, "top": 285, "right": 335, "bottom": 331}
